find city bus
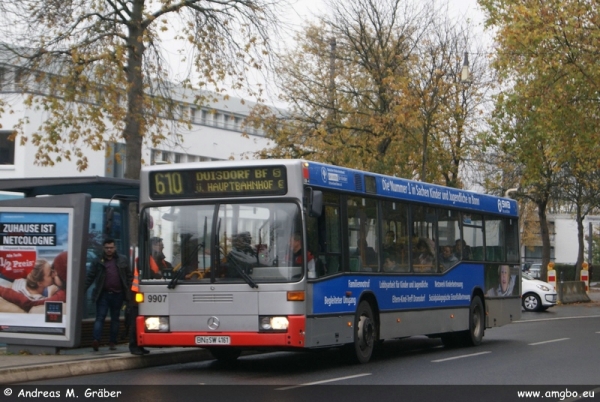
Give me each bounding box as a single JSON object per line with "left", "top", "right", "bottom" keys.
{"left": 135, "top": 159, "right": 521, "bottom": 363}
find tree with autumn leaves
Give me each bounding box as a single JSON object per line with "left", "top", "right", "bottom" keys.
{"left": 479, "top": 0, "right": 600, "bottom": 277}
{"left": 248, "top": 0, "right": 488, "bottom": 187}
{"left": 0, "top": 0, "right": 281, "bottom": 180}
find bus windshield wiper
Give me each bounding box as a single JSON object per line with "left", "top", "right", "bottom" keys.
{"left": 168, "top": 240, "right": 205, "bottom": 289}
{"left": 227, "top": 254, "right": 258, "bottom": 288}
{"left": 216, "top": 218, "right": 257, "bottom": 289}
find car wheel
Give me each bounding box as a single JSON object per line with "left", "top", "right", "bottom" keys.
{"left": 522, "top": 293, "right": 541, "bottom": 312}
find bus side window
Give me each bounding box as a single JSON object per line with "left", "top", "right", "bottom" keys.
{"left": 311, "top": 192, "right": 341, "bottom": 277}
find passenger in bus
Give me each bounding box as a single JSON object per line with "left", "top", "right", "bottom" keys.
{"left": 382, "top": 252, "right": 400, "bottom": 272}
{"left": 149, "top": 237, "right": 172, "bottom": 279}
{"left": 440, "top": 245, "right": 458, "bottom": 270}
{"left": 290, "top": 232, "right": 316, "bottom": 277}
{"left": 354, "top": 238, "right": 378, "bottom": 266}
{"left": 413, "top": 238, "right": 434, "bottom": 272}
{"left": 226, "top": 232, "right": 258, "bottom": 276}
{"left": 454, "top": 239, "right": 472, "bottom": 260}
{"left": 382, "top": 231, "right": 396, "bottom": 253}
{"left": 486, "top": 265, "right": 516, "bottom": 297}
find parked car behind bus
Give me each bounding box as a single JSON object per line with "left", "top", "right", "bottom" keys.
{"left": 522, "top": 271, "right": 557, "bottom": 312}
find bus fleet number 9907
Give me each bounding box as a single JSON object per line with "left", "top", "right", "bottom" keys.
{"left": 147, "top": 295, "right": 167, "bottom": 303}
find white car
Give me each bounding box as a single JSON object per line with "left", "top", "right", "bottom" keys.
{"left": 521, "top": 271, "right": 557, "bottom": 312}
{"left": 527, "top": 263, "right": 542, "bottom": 279}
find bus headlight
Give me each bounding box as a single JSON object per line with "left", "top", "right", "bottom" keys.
{"left": 259, "top": 316, "right": 289, "bottom": 332}
{"left": 145, "top": 316, "right": 170, "bottom": 332}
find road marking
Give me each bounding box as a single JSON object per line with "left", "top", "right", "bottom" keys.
{"left": 431, "top": 351, "right": 491, "bottom": 362}
{"left": 276, "top": 373, "right": 372, "bottom": 390}
{"left": 515, "top": 315, "right": 600, "bottom": 323}
{"left": 529, "top": 337, "right": 569, "bottom": 346}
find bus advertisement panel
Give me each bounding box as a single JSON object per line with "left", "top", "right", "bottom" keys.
{"left": 0, "top": 210, "right": 70, "bottom": 333}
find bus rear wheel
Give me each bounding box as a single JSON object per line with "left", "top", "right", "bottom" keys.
{"left": 462, "top": 295, "right": 484, "bottom": 346}
{"left": 351, "top": 301, "right": 377, "bottom": 364}
{"left": 441, "top": 296, "right": 484, "bottom": 348}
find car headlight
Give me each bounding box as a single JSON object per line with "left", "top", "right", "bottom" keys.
{"left": 536, "top": 284, "right": 551, "bottom": 291}
{"left": 259, "top": 316, "right": 289, "bottom": 332}
{"left": 144, "top": 316, "right": 170, "bottom": 332}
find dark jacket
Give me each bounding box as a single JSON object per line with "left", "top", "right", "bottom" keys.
{"left": 85, "top": 253, "right": 132, "bottom": 303}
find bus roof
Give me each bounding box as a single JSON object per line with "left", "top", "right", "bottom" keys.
{"left": 141, "top": 159, "right": 518, "bottom": 217}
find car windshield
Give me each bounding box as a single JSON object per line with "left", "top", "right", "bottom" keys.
{"left": 522, "top": 272, "right": 535, "bottom": 280}
{"left": 140, "top": 202, "right": 304, "bottom": 284}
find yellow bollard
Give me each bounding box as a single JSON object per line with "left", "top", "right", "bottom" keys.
{"left": 581, "top": 262, "right": 589, "bottom": 294}
{"left": 547, "top": 262, "right": 558, "bottom": 303}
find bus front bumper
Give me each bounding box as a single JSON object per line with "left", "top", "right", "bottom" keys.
{"left": 136, "top": 315, "right": 306, "bottom": 348}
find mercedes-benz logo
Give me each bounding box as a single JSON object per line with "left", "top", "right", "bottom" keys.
{"left": 207, "top": 316, "right": 220, "bottom": 330}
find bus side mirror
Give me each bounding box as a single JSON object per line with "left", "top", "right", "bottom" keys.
{"left": 306, "top": 188, "right": 323, "bottom": 218}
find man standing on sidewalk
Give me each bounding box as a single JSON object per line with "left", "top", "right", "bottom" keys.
{"left": 85, "top": 238, "right": 132, "bottom": 351}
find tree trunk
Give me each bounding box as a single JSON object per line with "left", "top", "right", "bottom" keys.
{"left": 537, "top": 199, "right": 551, "bottom": 280}
{"left": 123, "top": 0, "right": 146, "bottom": 181}
{"left": 575, "top": 203, "right": 584, "bottom": 279}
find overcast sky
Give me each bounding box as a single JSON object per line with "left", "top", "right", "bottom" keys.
{"left": 254, "top": 0, "right": 488, "bottom": 106}
{"left": 163, "top": 0, "right": 489, "bottom": 106}
{"left": 287, "top": 0, "right": 485, "bottom": 27}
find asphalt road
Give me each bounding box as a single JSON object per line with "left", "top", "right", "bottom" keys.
{"left": 20, "top": 301, "right": 600, "bottom": 387}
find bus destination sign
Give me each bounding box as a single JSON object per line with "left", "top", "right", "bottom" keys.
{"left": 150, "top": 166, "right": 287, "bottom": 199}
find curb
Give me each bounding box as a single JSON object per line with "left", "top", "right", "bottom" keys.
{"left": 0, "top": 348, "right": 213, "bottom": 385}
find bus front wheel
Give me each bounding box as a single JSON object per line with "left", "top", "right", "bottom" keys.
{"left": 351, "top": 301, "right": 377, "bottom": 364}
{"left": 208, "top": 347, "right": 241, "bottom": 362}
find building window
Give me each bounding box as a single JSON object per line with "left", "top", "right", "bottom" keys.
{"left": 0, "top": 67, "right": 6, "bottom": 91}
{"left": 213, "top": 112, "right": 221, "bottom": 127}
{"left": 14, "top": 68, "right": 26, "bottom": 90}
{"left": 0, "top": 131, "right": 15, "bottom": 165}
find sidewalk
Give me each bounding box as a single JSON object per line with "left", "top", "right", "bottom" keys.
{"left": 2, "top": 287, "right": 599, "bottom": 385}
{"left": 0, "top": 343, "right": 213, "bottom": 384}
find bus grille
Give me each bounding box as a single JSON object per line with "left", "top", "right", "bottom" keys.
{"left": 192, "top": 294, "right": 234, "bottom": 303}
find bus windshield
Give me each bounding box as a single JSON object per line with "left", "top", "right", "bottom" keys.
{"left": 141, "top": 202, "right": 303, "bottom": 284}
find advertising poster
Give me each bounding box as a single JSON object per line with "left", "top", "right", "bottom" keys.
{"left": 0, "top": 210, "right": 71, "bottom": 335}
{"left": 485, "top": 264, "right": 519, "bottom": 298}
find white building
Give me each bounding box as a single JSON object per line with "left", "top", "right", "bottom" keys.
{"left": 522, "top": 213, "right": 600, "bottom": 266}
{"left": 0, "top": 61, "right": 272, "bottom": 179}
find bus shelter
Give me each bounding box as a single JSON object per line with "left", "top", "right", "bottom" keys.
{"left": 0, "top": 176, "right": 139, "bottom": 352}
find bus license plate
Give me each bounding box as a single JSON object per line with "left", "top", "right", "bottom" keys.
{"left": 195, "top": 336, "right": 231, "bottom": 345}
